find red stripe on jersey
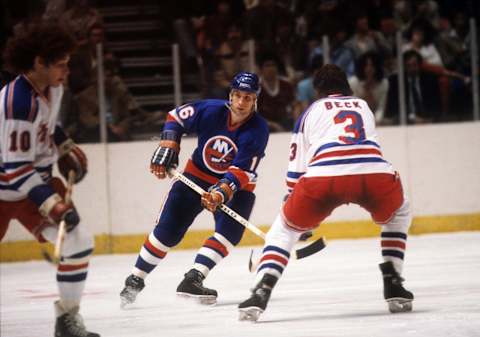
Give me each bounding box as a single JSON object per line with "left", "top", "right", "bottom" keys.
{"left": 58, "top": 262, "right": 89, "bottom": 272}
{"left": 0, "top": 164, "right": 34, "bottom": 182}
{"left": 7, "top": 79, "right": 17, "bottom": 119}
{"left": 205, "top": 239, "right": 229, "bottom": 257}
{"left": 166, "top": 114, "right": 177, "bottom": 123}
{"left": 144, "top": 239, "right": 167, "bottom": 258}
{"left": 184, "top": 160, "right": 219, "bottom": 185}
{"left": 260, "top": 253, "right": 289, "bottom": 266}
{"left": 227, "top": 166, "right": 250, "bottom": 189}
{"left": 381, "top": 240, "right": 406, "bottom": 249}
{"left": 310, "top": 148, "right": 383, "bottom": 163}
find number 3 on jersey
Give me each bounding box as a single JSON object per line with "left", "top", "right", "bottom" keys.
{"left": 334, "top": 110, "right": 365, "bottom": 144}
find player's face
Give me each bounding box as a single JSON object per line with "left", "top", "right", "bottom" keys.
{"left": 46, "top": 56, "right": 70, "bottom": 87}
{"left": 230, "top": 89, "right": 256, "bottom": 121}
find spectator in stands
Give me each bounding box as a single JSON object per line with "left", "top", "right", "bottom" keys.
{"left": 345, "top": 13, "right": 392, "bottom": 60}
{"left": 295, "top": 53, "right": 324, "bottom": 119}
{"left": 60, "top": 0, "right": 103, "bottom": 46}
{"left": 257, "top": 53, "right": 295, "bottom": 132}
{"left": 402, "top": 19, "right": 443, "bottom": 66}
{"left": 244, "top": 0, "right": 293, "bottom": 56}
{"left": 393, "top": 0, "right": 414, "bottom": 31}
{"left": 349, "top": 51, "right": 389, "bottom": 124}
{"left": 436, "top": 12, "right": 471, "bottom": 73}
{"left": 309, "top": 24, "right": 356, "bottom": 79}
{"left": 403, "top": 18, "right": 471, "bottom": 119}
{"left": 66, "top": 24, "right": 142, "bottom": 143}
{"left": 212, "top": 22, "right": 250, "bottom": 99}
{"left": 385, "top": 49, "right": 441, "bottom": 124}
{"left": 271, "top": 18, "right": 309, "bottom": 83}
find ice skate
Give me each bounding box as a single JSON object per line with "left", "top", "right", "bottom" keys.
{"left": 238, "top": 274, "right": 277, "bottom": 322}
{"left": 379, "top": 262, "right": 414, "bottom": 313}
{"left": 120, "top": 274, "right": 145, "bottom": 308}
{"left": 54, "top": 301, "right": 100, "bottom": 337}
{"left": 176, "top": 269, "right": 217, "bottom": 305}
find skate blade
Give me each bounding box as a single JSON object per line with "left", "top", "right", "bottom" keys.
{"left": 387, "top": 298, "right": 413, "bottom": 313}
{"left": 120, "top": 295, "right": 135, "bottom": 309}
{"left": 176, "top": 292, "right": 217, "bottom": 306}
{"left": 238, "top": 307, "right": 263, "bottom": 322}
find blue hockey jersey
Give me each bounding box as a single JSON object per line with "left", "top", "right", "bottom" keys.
{"left": 164, "top": 99, "right": 269, "bottom": 191}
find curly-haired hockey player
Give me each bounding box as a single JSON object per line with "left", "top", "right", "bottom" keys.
{"left": 0, "top": 21, "right": 99, "bottom": 337}
{"left": 238, "top": 64, "right": 414, "bottom": 322}
{"left": 120, "top": 72, "right": 269, "bottom": 306}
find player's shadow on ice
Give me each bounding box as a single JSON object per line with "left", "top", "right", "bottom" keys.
{"left": 259, "top": 309, "right": 432, "bottom": 323}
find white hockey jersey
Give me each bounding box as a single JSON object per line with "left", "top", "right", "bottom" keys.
{"left": 286, "top": 94, "right": 394, "bottom": 192}
{"left": 0, "top": 75, "right": 63, "bottom": 202}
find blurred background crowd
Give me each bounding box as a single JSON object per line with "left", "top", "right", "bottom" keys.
{"left": 1, "top": 0, "right": 478, "bottom": 143}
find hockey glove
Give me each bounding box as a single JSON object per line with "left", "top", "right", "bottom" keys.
{"left": 150, "top": 132, "right": 180, "bottom": 179}
{"left": 201, "top": 179, "right": 236, "bottom": 212}
{"left": 39, "top": 194, "right": 80, "bottom": 232}
{"left": 57, "top": 139, "right": 88, "bottom": 184}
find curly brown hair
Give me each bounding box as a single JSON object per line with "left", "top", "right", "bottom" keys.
{"left": 3, "top": 19, "right": 76, "bottom": 74}
{"left": 313, "top": 64, "right": 353, "bottom": 97}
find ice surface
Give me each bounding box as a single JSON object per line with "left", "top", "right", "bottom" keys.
{"left": 1, "top": 232, "right": 479, "bottom": 337}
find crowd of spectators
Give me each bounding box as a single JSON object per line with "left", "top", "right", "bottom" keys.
{"left": 1, "top": 0, "right": 478, "bottom": 142}
{"left": 192, "top": 0, "right": 476, "bottom": 129}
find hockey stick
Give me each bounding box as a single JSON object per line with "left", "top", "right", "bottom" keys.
{"left": 42, "top": 170, "right": 75, "bottom": 265}
{"left": 169, "top": 169, "right": 326, "bottom": 265}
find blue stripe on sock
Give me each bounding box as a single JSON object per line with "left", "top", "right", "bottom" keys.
{"left": 67, "top": 248, "right": 93, "bottom": 259}
{"left": 262, "top": 245, "right": 290, "bottom": 258}
{"left": 258, "top": 263, "right": 284, "bottom": 274}
{"left": 382, "top": 250, "right": 405, "bottom": 259}
{"left": 57, "top": 272, "right": 88, "bottom": 282}
{"left": 381, "top": 232, "right": 407, "bottom": 240}
{"left": 194, "top": 255, "right": 216, "bottom": 270}
{"left": 135, "top": 256, "right": 157, "bottom": 273}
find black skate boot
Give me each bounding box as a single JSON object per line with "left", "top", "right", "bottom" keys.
{"left": 54, "top": 301, "right": 100, "bottom": 337}
{"left": 379, "top": 261, "right": 414, "bottom": 313}
{"left": 120, "top": 274, "right": 145, "bottom": 308}
{"left": 238, "top": 273, "right": 278, "bottom": 322}
{"left": 176, "top": 269, "right": 218, "bottom": 305}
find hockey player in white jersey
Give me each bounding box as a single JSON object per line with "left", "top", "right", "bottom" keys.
{"left": 238, "top": 64, "right": 414, "bottom": 322}
{"left": 0, "top": 21, "right": 99, "bottom": 337}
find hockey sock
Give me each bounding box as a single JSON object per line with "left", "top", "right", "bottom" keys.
{"left": 133, "top": 232, "right": 171, "bottom": 278}
{"left": 381, "top": 199, "right": 411, "bottom": 274}
{"left": 254, "top": 214, "right": 301, "bottom": 283}
{"left": 192, "top": 232, "right": 234, "bottom": 277}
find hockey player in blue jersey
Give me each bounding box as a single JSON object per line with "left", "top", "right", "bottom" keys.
{"left": 0, "top": 21, "right": 98, "bottom": 336}
{"left": 120, "top": 72, "right": 269, "bottom": 306}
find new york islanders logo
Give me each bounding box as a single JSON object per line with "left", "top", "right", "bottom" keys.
{"left": 202, "top": 136, "right": 238, "bottom": 173}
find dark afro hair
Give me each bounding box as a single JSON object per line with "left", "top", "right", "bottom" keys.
{"left": 3, "top": 19, "right": 76, "bottom": 74}
{"left": 313, "top": 64, "right": 353, "bottom": 96}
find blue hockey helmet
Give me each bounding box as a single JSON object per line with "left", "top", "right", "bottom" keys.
{"left": 230, "top": 72, "right": 261, "bottom": 95}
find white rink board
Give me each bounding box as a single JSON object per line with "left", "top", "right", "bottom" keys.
{"left": 2, "top": 122, "right": 480, "bottom": 241}
{"left": 1, "top": 232, "right": 480, "bottom": 337}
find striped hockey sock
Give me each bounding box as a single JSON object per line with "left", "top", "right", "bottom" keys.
{"left": 193, "top": 233, "right": 233, "bottom": 277}
{"left": 255, "top": 245, "right": 290, "bottom": 283}
{"left": 57, "top": 247, "right": 93, "bottom": 310}
{"left": 381, "top": 231, "right": 407, "bottom": 274}
{"left": 133, "top": 232, "right": 170, "bottom": 278}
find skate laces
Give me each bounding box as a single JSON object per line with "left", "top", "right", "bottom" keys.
{"left": 127, "top": 275, "right": 144, "bottom": 290}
